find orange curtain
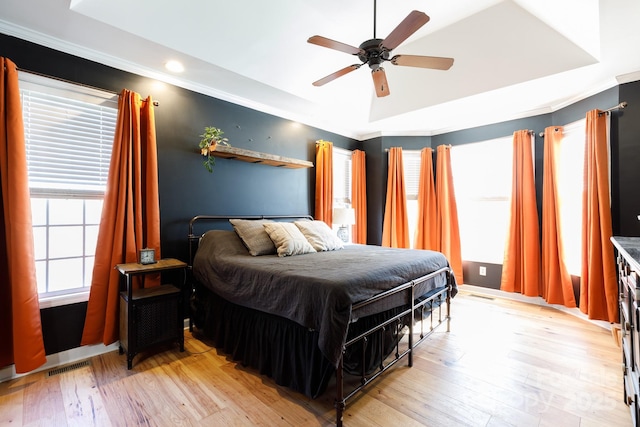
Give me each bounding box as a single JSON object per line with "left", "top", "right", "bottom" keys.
{"left": 351, "top": 149, "right": 367, "bottom": 244}
{"left": 435, "top": 145, "right": 463, "bottom": 284}
{"left": 501, "top": 130, "right": 540, "bottom": 296}
{"left": 541, "top": 126, "right": 576, "bottom": 307}
{"left": 81, "top": 89, "right": 160, "bottom": 346}
{"left": 414, "top": 147, "right": 437, "bottom": 250}
{"left": 580, "top": 110, "right": 617, "bottom": 322}
{"left": 0, "top": 57, "right": 46, "bottom": 373}
{"left": 382, "top": 147, "right": 409, "bottom": 248}
{"left": 314, "top": 140, "right": 333, "bottom": 225}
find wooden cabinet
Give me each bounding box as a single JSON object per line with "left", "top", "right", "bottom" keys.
{"left": 612, "top": 236, "right": 640, "bottom": 426}
{"left": 117, "top": 258, "right": 187, "bottom": 369}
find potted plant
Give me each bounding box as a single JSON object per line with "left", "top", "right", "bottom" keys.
{"left": 198, "top": 126, "right": 230, "bottom": 173}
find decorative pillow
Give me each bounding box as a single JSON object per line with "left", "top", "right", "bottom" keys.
{"left": 229, "top": 219, "right": 276, "bottom": 256}
{"left": 294, "top": 220, "right": 344, "bottom": 252}
{"left": 263, "top": 222, "right": 316, "bottom": 257}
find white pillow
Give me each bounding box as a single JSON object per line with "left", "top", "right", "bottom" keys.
{"left": 229, "top": 219, "right": 276, "bottom": 256}
{"left": 294, "top": 220, "right": 344, "bottom": 251}
{"left": 263, "top": 222, "right": 316, "bottom": 257}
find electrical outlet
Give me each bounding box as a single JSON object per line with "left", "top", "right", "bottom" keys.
{"left": 479, "top": 266, "right": 487, "bottom": 276}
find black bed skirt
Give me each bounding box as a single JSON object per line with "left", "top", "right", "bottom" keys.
{"left": 190, "top": 283, "right": 440, "bottom": 399}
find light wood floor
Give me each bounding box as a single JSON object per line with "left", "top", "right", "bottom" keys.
{"left": 0, "top": 290, "right": 632, "bottom": 426}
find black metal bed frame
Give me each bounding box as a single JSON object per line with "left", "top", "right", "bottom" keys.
{"left": 335, "top": 267, "right": 452, "bottom": 426}
{"left": 187, "top": 215, "right": 452, "bottom": 427}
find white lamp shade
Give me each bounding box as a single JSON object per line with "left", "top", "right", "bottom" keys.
{"left": 333, "top": 207, "right": 355, "bottom": 225}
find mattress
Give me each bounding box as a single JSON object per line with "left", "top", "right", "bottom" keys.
{"left": 192, "top": 229, "right": 456, "bottom": 366}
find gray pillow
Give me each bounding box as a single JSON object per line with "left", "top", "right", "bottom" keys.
{"left": 294, "top": 220, "right": 344, "bottom": 251}
{"left": 263, "top": 222, "right": 316, "bottom": 257}
{"left": 229, "top": 219, "right": 276, "bottom": 256}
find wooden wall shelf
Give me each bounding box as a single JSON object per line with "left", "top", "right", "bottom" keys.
{"left": 210, "top": 145, "right": 313, "bottom": 169}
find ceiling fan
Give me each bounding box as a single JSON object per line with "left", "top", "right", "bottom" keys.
{"left": 307, "top": 1, "right": 454, "bottom": 97}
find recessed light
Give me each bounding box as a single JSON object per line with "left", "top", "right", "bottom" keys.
{"left": 165, "top": 60, "right": 184, "bottom": 73}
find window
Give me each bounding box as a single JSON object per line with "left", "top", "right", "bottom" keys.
{"left": 333, "top": 147, "right": 352, "bottom": 208}
{"left": 19, "top": 72, "right": 118, "bottom": 304}
{"left": 557, "top": 119, "right": 586, "bottom": 275}
{"left": 451, "top": 137, "right": 514, "bottom": 264}
{"left": 402, "top": 150, "right": 422, "bottom": 248}
{"left": 332, "top": 146, "right": 353, "bottom": 240}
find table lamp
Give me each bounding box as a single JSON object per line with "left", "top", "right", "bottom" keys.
{"left": 333, "top": 207, "right": 356, "bottom": 243}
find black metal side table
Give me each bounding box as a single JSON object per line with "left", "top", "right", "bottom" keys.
{"left": 116, "top": 258, "right": 187, "bottom": 369}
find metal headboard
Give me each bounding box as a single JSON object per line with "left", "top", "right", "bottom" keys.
{"left": 187, "top": 214, "right": 314, "bottom": 267}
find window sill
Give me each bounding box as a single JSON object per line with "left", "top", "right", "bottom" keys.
{"left": 39, "top": 291, "right": 90, "bottom": 309}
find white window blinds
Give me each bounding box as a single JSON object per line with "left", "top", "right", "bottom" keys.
{"left": 333, "top": 147, "right": 352, "bottom": 205}
{"left": 402, "top": 150, "right": 422, "bottom": 201}
{"left": 19, "top": 75, "right": 118, "bottom": 194}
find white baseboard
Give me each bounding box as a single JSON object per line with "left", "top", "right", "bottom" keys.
{"left": 0, "top": 320, "right": 191, "bottom": 383}
{"left": 460, "top": 284, "right": 614, "bottom": 331}
{"left": 0, "top": 341, "right": 120, "bottom": 383}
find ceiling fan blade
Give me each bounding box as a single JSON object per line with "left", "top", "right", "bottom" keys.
{"left": 308, "top": 35, "right": 364, "bottom": 56}
{"left": 313, "top": 64, "right": 362, "bottom": 87}
{"left": 371, "top": 67, "right": 390, "bottom": 97}
{"left": 391, "top": 55, "right": 454, "bottom": 70}
{"left": 380, "top": 11, "right": 430, "bottom": 51}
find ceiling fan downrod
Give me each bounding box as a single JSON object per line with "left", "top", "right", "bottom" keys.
{"left": 373, "top": 0, "right": 377, "bottom": 39}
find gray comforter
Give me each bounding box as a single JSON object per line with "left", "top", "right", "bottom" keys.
{"left": 192, "top": 230, "right": 455, "bottom": 366}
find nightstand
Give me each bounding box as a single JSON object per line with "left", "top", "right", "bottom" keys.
{"left": 117, "top": 258, "right": 187, "bottom": 369}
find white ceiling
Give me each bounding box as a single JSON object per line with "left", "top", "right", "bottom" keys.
{"left": 1, "top": 0, "right": 639, "bottom": 140}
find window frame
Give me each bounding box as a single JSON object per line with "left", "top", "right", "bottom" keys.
{"left": 402, "top": 149, "right": 422, "bottom": 248}
{"left": 450, "top": 136, "right": 515, "bottom": 264}
{"left": 332, "top": 146, "right": 353, "bottom": 208}
{"left": 19, "top": 72, "right": 118, "bottom": 308}
{"left": 556, "top": 118, "right": 587, "bottom": 275}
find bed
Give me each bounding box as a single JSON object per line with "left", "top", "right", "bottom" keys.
{"left": 187, "top": 215, "right": 457, "bottom": 426}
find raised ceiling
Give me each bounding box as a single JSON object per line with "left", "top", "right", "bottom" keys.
{"left": 1, "top": 0, "right": 639, "bottom": 139}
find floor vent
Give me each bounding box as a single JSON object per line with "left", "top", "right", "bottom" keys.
{"left": 47, "top": 360, "right": 90, "bottom": 377}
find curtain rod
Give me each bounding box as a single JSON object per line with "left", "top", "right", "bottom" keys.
{"left": 538, "top": 101, "right": 628, "bottom": 136}
{"left": 15, "top": 66, "right": 159, "bottom": 106}
{"left": 384, "top": 145, "right": 450, "bottom": 152}
{"left": 378, "top": 99, "right": 629, "bottom": 142}
{"left": 599, "top": 101, "right": 627, "bottom": 115}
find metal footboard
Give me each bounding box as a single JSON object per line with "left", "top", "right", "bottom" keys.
{"left": 334, "top": 267, "right": 453, "bottom": 427}
{"left": 187, "top": 214, "right": 453, "bottom": 427}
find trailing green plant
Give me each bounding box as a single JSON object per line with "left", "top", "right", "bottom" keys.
{"left": 198, "top": 126, "right": 230, "bottom": 173}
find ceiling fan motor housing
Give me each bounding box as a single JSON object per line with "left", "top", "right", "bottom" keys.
{"left": 358, "top": 38, "right": 389, "bottom": 69}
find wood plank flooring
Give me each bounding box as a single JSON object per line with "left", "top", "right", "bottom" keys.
{"left": 0, "top": 290, "right": 632, "bottom": 426}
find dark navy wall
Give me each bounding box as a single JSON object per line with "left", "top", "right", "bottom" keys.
{"left": 0, "top": 32, "right": 358, "bottom": 355}
{"left": 152, "top": 86, "right": 356, "bottom": 262}
{"left": 432, "top": 114, "right": 551, "bottom": 230}
{"left": 362, "top": 117, "right": 552, "bottom": 247}
{"left": 362, "top": 135, "right": 432, "bottom": 245}
{"left": 3, "top": 30, "right": 640, "bottom": 357}
{"left": 616, "top": 82, "right": 640, "bottom": 237}
{"left": 362, "top": 137, "right": 383, "bottom": 245}
{"left": 0, "top": 32, "right": 358, "bottom": 263}
{"left": 359, "top": 84, "right": 640, "bottom": 289}
{"left": 551, "top": 87, "right": 618, "bottom": 126}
